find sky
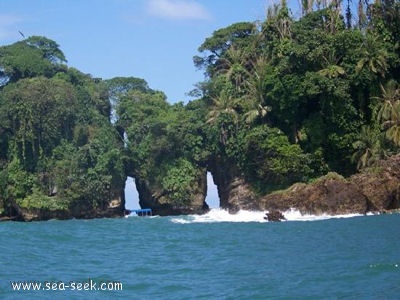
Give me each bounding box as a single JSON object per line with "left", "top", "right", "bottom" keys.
{"left": 0, "top": 0, "right": 285, "bottom": 103}
{"left": 0, "top": 0, "right": 303, "bottom": 209}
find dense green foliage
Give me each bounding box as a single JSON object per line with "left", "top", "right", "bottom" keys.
{"left": 1, "top": 1, "right": 399, "bottom": 217}
{"left": 193, "top": 0, "right": 400, "bottom": 189}
{"left": 0, "top": 37, "right": 123, "bottom": 215}
{"left": 114, "top": 84, "right": 208, "bottom": 205}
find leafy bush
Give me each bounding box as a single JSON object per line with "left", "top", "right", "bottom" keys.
{"left": 237, "top": 125, "right": 315, "bottom": 193}
{"left": 161, "top": 159, "right": 198, "bottom": 206}
{"left": 17, "top": 188, "right": 69, "bottom": 211}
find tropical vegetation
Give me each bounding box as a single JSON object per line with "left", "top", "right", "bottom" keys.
{"left": 0, "top": 0, "right": 399, "bottom": 217}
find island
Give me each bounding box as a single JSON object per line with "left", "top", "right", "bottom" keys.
{"left": 1, "top": 2, "right": 400, "bottom": 221}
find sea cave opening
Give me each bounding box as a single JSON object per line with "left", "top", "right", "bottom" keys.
{"left": 124, "top": 173, "right": 220, "bottom": 211}
{"left": 124, "top": 176, "right": 140, "bottom": 210}
{"left": 205, "top": 172, "right": 220, "bottom": 209}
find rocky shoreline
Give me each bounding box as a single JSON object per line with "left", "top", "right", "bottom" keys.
{"left": 2, "top": 154, "right": 400, "bottom": 222}
{"left": 0, "top": 193, "right": 126, "bottom": 222}
{"left": 258, "top": 154, "right": 400, "bottom": 217}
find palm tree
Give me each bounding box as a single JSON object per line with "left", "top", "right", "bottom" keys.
{"left": 356, "top": 37, "right": 389, "bottom": 78}
{"left": 300, "top": 0, "right": 315, "bottom": 15}
{"left": 206, "top": 90, "right": 239, "bottom": 124}
{"left": 206, "top": 89, "right": 240, "bottom": 145}
{"left": 385, "top": 122, "right": 400, "bottom": 146}
{"left": 377, "top": 81, "right": 400, "bottom": 120}
{"left": 376, "top": 80, "right": 400, "bottom": 146}
{"left": 356, "top": 49, "right": 388, "bottom": 77}
{"left": 266, "top": 0, "right": 292, "bottom": 39}
{"left": 214, "top": 46, "right": 252, "bottom": 94}
{"left": 331, "top": 0, "right": 343, "bottom": 11}
{"left": 326, "top": 0, "right": 344, "bottom": 33}
{"left": 243, "top": 57, "right": 272, "bottom": 124}
{"left": 357, "top": 0, "right": 368, "bottom": 29}
{"left": 318, "top": 64, "right": 346, "bottom": 78}
{"left": 352, "top": 125, "right": 385, "bottom": 169}
{"left": 243, "top": 103, "right": 272, "bottom": 125}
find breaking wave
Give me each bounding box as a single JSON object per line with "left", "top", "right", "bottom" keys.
{"left": 171, "top": 208, "right": 267, "bottom": 224}
{"left": 170, "top": 208, "right": 368, "bottom": 224}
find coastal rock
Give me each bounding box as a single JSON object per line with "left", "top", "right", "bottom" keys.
{"left": 259, "top": 173, "right": 368, "bottom": 215}
{"left": 209, "top": 158, "right": 258, "bottom": 212}
{"left": 265, "top": 210, "right": 286, "bottom": 222}
{"left": 134, "top": 170, "right": 209, "bottom": 216}
{"left": 126, "top": 153, "right": 400, "bottom": 218}
{"left": 258, "top": 155, "right": 400, "bottom": 215}
{"left": 351, "top": 155, "right": 400, "bottom": 211}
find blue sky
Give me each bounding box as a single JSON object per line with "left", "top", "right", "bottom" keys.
{"left": 0, "top": 0, "right": 285, "bottom": 103}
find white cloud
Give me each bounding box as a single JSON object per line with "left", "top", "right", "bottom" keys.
{"left": 146, "top": 0, "right": 211, "bottom": 21}
{"left": 0, "top": 14, "right": 23, "bottom": 40}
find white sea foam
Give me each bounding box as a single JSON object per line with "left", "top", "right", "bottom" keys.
{"left": 171, "top": 208, "right": 267, "bottom": 224}
{"left": 170, "top": 208, "right": 367, "bottom": 224}
{"left": 282, "top": 208, "right": 365, "bottom": 221}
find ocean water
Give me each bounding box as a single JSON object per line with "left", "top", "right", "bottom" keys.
{"left": 0, "top": 209, "right": 399, "bottom": 299}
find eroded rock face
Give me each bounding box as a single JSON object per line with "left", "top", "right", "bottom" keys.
{"left": 134, "top": 171, "right": 209, "bottom": 216}
{"left": 129, "top": 154, "right": 400, "bottom": 217}
{"left": 351, "top": 155, "right": 400, "bottom": 211}
{"left": 265, "top": 210, "right": 286, "bottom": 222}
{"left": 214, "top": 175, "right": 258, "bottom": 212}
{"left": 209, "top": 158, "right": 257, "bottom": 212}
{"left": 259, "top": 155, "right": 400, "bottom": 215}
{"left": 259, "top": 174, "right": 369, "bottom": 215}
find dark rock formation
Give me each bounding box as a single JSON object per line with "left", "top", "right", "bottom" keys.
{"left": 134, "top": 171, "right": 209, "bottom": 216}
{"left": 264, "top": 210, "right": 286, "bottom": 222}
{"left": 209, "top": 158, "right": 258, "bottom": 213}
{"left": 5, "top": 152, "right": 400, "bottom": 222}
{"left": 259, "top": 173, "right": 369, "bottom": 215}
{"left": 259, "top": 155, "right": 400, "bottom": 215}
{"left": 351, "top": 155, "right": 400, "bottom": 211}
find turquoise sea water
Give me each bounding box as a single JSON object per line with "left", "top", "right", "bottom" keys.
{"left": 0, "top": 210, "right": 399, "bottom": 299}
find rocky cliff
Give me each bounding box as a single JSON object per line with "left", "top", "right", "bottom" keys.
{"left": 134, "top": 171, "right": 209, "bottom": 216}
{"left": 3, "top": 154, "right": 400, "bottom": 221}
{"left": 130, "top": 154, "right": 400, "bottom": 216}
{"left": 258, "top": 155, "right": 400, "bottom": 215}
{"left": 258, "top": 173, "right": 369, "bottom": 215}
{"left": 208, "top": 158, "right": 257, "bottom": 212}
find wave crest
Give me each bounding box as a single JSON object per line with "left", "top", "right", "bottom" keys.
{"left": 170, "top": 208, "right": 366, "bottom": 224}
